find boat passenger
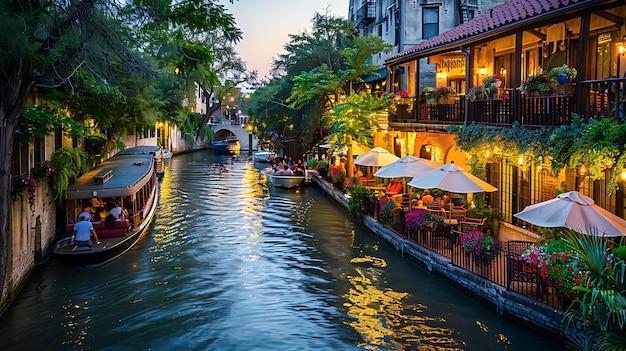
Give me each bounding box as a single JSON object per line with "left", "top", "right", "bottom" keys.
{"left": 109, "top": 200, "right": 126, "bottom": 220}
{"left": 71, "top": 214, "right": 100, "bottom": 251}
{"left": 80, "top": 207, "right": 93, "bottom": 222}
{"left": 89, "top": 197, "right": 105, "bottom": 213}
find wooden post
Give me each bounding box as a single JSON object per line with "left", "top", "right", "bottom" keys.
{"left": 347, "top": 136, "right": 354, "bottom": 178}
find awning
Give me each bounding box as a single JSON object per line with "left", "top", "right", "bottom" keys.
{"left": 362, "top": 68, "right": 388, "bottom": 83}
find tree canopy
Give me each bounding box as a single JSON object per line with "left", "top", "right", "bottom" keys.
{"left": 0, "top": 0, "right": 245, "bottom": 303}
{"left": 246, "top": 12, "right": 392, "bottom": 154}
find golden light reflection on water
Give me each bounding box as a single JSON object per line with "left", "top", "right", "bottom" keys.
{"left": 61, "top": 301, "right": 92, "bottom": 348}
{"left": 344, "top": 255, "right": 462, "bottom": 350}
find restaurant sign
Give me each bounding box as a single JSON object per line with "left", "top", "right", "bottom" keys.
{"left": 430, "top": 54, "right": 465, "bottom": 76}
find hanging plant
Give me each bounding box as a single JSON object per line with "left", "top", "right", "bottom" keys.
{"left": 49, "top": 147, "right": 88, "bottom": 202}
{"left": 84, "top": 134, "right": 108, "bottom": 157}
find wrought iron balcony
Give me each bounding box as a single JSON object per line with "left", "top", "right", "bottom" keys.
{"left": 355, "top": 1, "right": 376, "bottom": 29}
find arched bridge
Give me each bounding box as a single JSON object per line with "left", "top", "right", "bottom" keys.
{"left": 212, "top": 122, "right": 258, "bottom": 152}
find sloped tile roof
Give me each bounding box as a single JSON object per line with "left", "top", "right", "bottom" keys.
{"left": 386, "top": 0, "right": 597, "bottom": 64}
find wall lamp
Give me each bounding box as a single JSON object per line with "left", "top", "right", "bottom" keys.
{"left": 424, "top": 141, "right": 432, "bottom": 153}
{"left": 479, "top": 67, "right": 487, "bottom": 75}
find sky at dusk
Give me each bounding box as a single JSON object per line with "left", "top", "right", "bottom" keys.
{"left": 222, "top": 0, "right": 350, "bottom": 81}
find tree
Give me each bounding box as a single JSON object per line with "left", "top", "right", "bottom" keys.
{"left": 286, "top": 35, "right": 391, "bottom": 176}
{"left": 0, "top": 0, "right": 238, "bottom": 305}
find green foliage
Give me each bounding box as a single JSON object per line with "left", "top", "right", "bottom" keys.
{"left": 347, "top": 186, "right": 376, "bottom": 217}
{"left": 49, "top": 148, "right": 88, "bottom": 202}
{"left": 548, "top": 64, "right": 577, "bottom": 79}
{"left": 249, "top": 15, "right": 390, "bottom": 155}
{"left": 17, "top": 104, "right": 88, "bottom": 144}
{"left": 322, "top": 91, "right": 390, "bottom": 149}
{"left": 549, "top": 115, "right": 626, "bottom": 194}
{"left": 449, "top": 122, "right": 554, "bottom": 169}
{"left": 317, "top": 159, "right": 329, "bottom": 170}
{"left": 560, "top": 229, "right": 626, "bottom": 350}
{"left": 466, "top": 204, "right": 502, "bottom": 233}
{"left": 83, "top": 134, "right": 108, "bottom": 157}
{"left": 520, "top": 73, "right": 555, "bottom": 93}
{"left": 306, "top": 158, "right": 319, "bottom": 170}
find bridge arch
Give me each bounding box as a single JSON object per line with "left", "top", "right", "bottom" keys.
{"left": 211, "top": 124, "right": 258, "bottom": 152}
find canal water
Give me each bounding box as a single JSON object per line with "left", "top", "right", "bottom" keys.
{"left": 0, "top": 150, "right": 563, "bottom": 350}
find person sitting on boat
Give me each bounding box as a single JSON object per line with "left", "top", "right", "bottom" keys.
{"left": 287, "top": 157, "right": 294, "bottom": 170}
{"left": 89, "top": 197, "right": 105, "bottom": 213}
{"left": 80, "top": 207, "right": 93, "bottom": 222}
{"left": 71, "top": 214, "right": 100, "bottom": 251}
{"left": 283, "top": 166, "right": 294, "bottom": 176}
{"left": 109, "top": 200, "right": 126, "bottom": 220}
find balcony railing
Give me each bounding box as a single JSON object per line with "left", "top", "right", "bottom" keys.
{"left": 355, "top": 1, "right": 376, "bottom": 28}
{"left": 389, "top": 78, "right": 626, "bottom": 128}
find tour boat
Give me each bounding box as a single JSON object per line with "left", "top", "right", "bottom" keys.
{"left": 53, "top": 146, "right": 160, "bottom": 267}
{"left": 212, "top": 136, "right": 240, "bottom": 155}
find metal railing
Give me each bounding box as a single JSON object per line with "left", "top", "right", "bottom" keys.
{"left": 372, "top": 205, "right": 566, "bottom": 310}
{"left": 389, "top": 78, "right": 626, "bottom": 128}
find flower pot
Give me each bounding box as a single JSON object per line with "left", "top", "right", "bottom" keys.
{"left": 552, "top": 83, "right": 576, "bottom": 96}
{"left": 556, "top": 76, "right": 571, "bottom": 84}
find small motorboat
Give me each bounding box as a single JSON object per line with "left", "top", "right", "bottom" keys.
{"left": 212, "top": 136, "right": 240, "bottom": 155}
{"left": 254, "top": 149, "right": 276, "bottom": 163}
{"left": 266, "top": 173, "right": 306, "bottom": 189}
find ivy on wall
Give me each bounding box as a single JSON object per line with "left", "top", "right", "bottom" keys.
{"left": 448, "top": 114, "right": 626, "bottom": 195}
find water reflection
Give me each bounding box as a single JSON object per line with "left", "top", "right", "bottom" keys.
{"left": 0, "top": 151, "right": 563, "bottom": 351}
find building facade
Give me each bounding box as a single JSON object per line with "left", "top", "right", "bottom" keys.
{"left": 381, "top": 0, "right": 626, "bottom": 228}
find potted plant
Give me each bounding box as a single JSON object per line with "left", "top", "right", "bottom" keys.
{"left": 431, "top": 86, "right": 456, "bottom": 104}
{"left": 306, "top": 158, "right": 318, "bottom": 170}
{"left": 549, "top": 64, "right": 577, "bottom": 95}
{"left": 405, "top": 208, "right": 429, "bottom": 232}
{"left": 460, "top": 230, "right": 500, "bottom": 257}
{"left": 519, "top": 73, "right": 554, "bottom": 97}
{"left": 522, "top": 238, "right": 586, "bottom": 299}
{"left": 378, "top": 197, "right": 397, "bottom": 221}
{"left": 316, "top": 158, "right": 329, "bottom": 178}
{"left": 548, "top": 64, "right": 577, "bottom": 84}
{"left": 482, "top": 74, "right": 503, "bottom": 99}
{"left": 422, "top": 87, "right": 434, "bottom": 102}
{"left": 329, "top": 164, "right": 346, "bottom": 189}
{"left": 347, "top": 185, "right": 376, "bottom": 217}
{"left": 468, "top": 85, "right": 487, "bottom": 102}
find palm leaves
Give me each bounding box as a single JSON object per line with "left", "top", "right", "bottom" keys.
{"left": 561, "top": 229, "right": 626, "bottom": 350}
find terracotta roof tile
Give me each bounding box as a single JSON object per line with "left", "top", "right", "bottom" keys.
{"left": 386, "top": 0, "right": 592, "bottom": 63}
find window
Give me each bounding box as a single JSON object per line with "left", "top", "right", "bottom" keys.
{"left": 423, "top": 7, "right": 439, "bottom": 39}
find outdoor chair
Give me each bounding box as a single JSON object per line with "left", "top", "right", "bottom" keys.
{"left": 423, "top": 201, "right": 441, "bottom": 210}
{"left": 448, "top": 208, "right": 467, "bottom": 222}
{"left": 458, "top": 217, "right": 486, "bottom": 233}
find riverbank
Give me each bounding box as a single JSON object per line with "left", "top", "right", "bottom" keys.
{"left": 309, "top": 170, "right": 565, "bottom": 340}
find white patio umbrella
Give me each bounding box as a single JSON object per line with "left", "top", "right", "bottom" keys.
{"left": 513, "top": 191, "right": 626, "bottom": 237}
{"left": 374, "top": 155, "right": 441, "bottom": 178}
{"left": 407, "top": 162, "right": 497, "bottom": 193}
{"left": 354, "top": 147, "right": 399, "bottom": 167}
